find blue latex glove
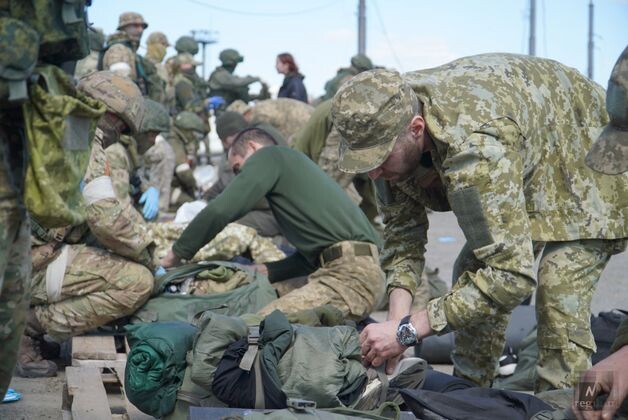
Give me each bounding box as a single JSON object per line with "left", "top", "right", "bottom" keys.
{"left": 2, "top": 388, "right": 21, "bottom": 403}
{"left": 206, "top": 96, "right": 226, "bottom": 111}
{"left": 154, "top": 266, "right": 166, "bottom": 277}
{"left": 139, "top": 187, "right": 159, "bottom": 221}
{"left": 79, "top": 179, "right": 86, "bottom": 193}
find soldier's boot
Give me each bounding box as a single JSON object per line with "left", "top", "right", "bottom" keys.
{"left": 15, "top": 335, "right": 58, "bottom": 378}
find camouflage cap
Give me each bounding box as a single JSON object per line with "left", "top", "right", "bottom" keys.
{"left": 175, "top": 36, "right": 199, "bottom": 55}
{"left": 146, "top": 31, "right": 170, "bottom": 47}
{"left": 141, "top": 98, "right": 170, "bottom": 133}
{"left": 216, "top": 111, "right": 247, "bottom": 141}
{"left": 351, "top": 54, "right": 374, "bottom": 72}
{"left": 585, "top": 46, "right": 628, "bottom": 175}
{"left": 219, "top": 48, "right": 244, "bottom": 65}
{"left": 175, "top": 52, "right": 201, "bottom": 67}
{"left": 174, "top": 111, "right": 205, "bottom": 133}
{"left": 117, "top": 12, "right": 148, "bottom": 30}
{"left": 78, "top": 71, "right": 145, "bottom": 134}
{"left": 331, "top": 69, "right": 419, "bottom": 173}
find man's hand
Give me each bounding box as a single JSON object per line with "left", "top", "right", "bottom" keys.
{"left": 360, "top": 319, "right": 406, "bottom": 369}
{"left": 160, "top": 249, "right": 182, "bottom": 269}
{"left": 573, "top": 345, "right": 628, "bottom": 420}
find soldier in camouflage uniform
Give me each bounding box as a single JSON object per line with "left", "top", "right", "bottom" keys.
{"left": 144, "top": 31, "right": 172, "bottom": 107}
{"left": 102, "top": 12, "right": 165, "bottom": 104}
{"left": 321, "top": 53, "right": 374, "bottom": 101}
{"left": 208, "top": 48, "right": 269, "bottom": 107}
{"left": 0, "top": 1, "right": 94, "bottom": 395}
{"left": 173, "top": 53, "right": 206, "bottom": 114}
{"left": 331, "top": 56, "right": 628, "bottom": 389}
{"left": 74, "top": 27, "right": 105, "bottom": 80}
{"left": 17, "top": 73, "right": 155, "bottom": 377}
{"left": 166, "top": 111, "right": 205, "bottom": 210}
{"left": 137, "top": 99, "right": 176, "bottom": 213}
{"left": 165, "top": 35, "right": 203, "bottom": 94}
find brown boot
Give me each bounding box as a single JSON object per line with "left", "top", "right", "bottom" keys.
{"left": 15, "top": 335, "right": 58, "bottom": 378}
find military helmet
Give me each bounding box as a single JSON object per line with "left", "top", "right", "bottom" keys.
{"left": 117, "top": 12, "right": 148, "bottom": 31}
{"left": 332, "top": 69, "right": 419, "bottom": 173}
{"left": 78, "top": 71, "right": 145, "bottom": 134}
{"left": 351, "top": 54, "right": 374, "bottom": 72}
{"left": 141, "top": 98, "right": 170, "bottom": 133}
{"left": 226, "top": 99, "right": 251, "bottom": 115}
{"left": 88, "top": 27, "right": 106, "bottom": 52}
{"left": 174, "top": 111, "right": 205, "bottom": 133}
{"left": 146, "top": 31, "right": 170, "bottom": 47}
{"left": 585, "top": 46, "right": 628, "bottom": 175}
{"left": 219, "top": 48, "right": 244, "bottom": 66}
{"left": 175, "top": 36, "right": 199, "bottom": 55}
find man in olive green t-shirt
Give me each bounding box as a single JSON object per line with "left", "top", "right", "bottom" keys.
{"left": 161, "top": 127, "right": 385, "bottom": 319}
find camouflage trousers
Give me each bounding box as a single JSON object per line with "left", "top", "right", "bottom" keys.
{"left": 0, "top": 216, "right": 31, "bottom": 398}
{"left": 450, "top": 238, "right": 627, "bottom": 391}
{"left": 29, "top": 245, "right": 153, "bottom": 342}
{"left": 151, "top": 222, "right": 285, "bottom": 264}
{"left": 258, "top": 241, "right": 385, "bottom": 320}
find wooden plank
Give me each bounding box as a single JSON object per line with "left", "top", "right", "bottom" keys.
{"left": 115, "top": 365, "right": 152, "bottom": 420}
{"left": 72, "top": 336, "right": 118, "bottom": 360}
{"left": 72, "top": 352, "right": 126, "bottom": 369}
{"left": 66, "top": 366, "right": 112, "bottom": 419}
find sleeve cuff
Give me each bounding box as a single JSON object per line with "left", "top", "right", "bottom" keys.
{"left": 427, "top": 297, "right": 452, "bottom": 335}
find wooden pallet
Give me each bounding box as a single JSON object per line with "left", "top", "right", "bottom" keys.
{"left": 62, "top": 335, "right": 149, "bottom": 420}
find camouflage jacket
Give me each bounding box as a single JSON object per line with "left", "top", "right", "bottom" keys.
{"left": 173, "top": 72, "right": 204, "bottom": 114}
{"left": 249, "top": 98, "right": 313, "bottom": 144}
{"left": 207, "top": 66, "right": 257, "bottom": 105}
{"left": 381, "top": 54, "right": 628, "bottom": 317}
{"left": 31, "top": 128, "right": 155, "bottom": 274}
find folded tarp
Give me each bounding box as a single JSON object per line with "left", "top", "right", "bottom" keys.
{"left": 125, "top": 321, "right": 198, "bottom": 418}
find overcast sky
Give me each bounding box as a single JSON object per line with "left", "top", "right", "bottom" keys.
{"left": 89, "top": 0, "right": 628, "bottom": 99}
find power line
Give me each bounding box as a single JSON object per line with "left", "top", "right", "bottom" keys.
{"left": 184, "top": 0, "right": 338, "bottom": 17}
{"left": 371, "top": 0, "right": 403, "bottom": 71}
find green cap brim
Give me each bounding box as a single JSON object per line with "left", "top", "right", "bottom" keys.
{"left": 338, "top": 135, "right": 397, "bottom": 173}
{"left": 585, "top": 124, "right": 628, "bottom": 174}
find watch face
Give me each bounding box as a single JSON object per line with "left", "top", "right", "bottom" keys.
{"left": 397, "top": 323, "right": 418, "bottom": 347}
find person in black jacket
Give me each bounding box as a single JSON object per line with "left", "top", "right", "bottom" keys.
{"left": 276, "top": 52, "right": 308, "bottom": 103}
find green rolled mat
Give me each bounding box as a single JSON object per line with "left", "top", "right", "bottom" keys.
{"left": 124, "top": 322, "right": 197, "bottom": 418}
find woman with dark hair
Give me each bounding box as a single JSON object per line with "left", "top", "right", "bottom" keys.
{"left": 276, "top": 52, "right": 308, "bottom": 103}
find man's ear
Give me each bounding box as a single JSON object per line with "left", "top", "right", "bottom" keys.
{"left": 409, "top": 115, "right": 426, "bottom": 138}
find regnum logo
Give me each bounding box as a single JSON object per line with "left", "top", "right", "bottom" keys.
{"left": 575, "top": 381, "right": 602, "bottom": 411}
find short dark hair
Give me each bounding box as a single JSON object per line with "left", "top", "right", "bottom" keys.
{"left": 230, "top": 127, "right": 278, "bottom": 157}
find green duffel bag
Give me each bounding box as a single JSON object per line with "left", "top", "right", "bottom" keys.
{"left": 130, "top": 261, "right": 278, "bottom": 324}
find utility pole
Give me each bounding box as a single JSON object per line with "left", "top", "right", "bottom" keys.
{"left": 191, "top": 29, "right": 218, "bottom": 79}
{"left": 358, "top": 0, "right": 366, "bottom": 55}
{"left": 588, "top": 0, "right": 594, "bottom": 79}
{"left": 529, "top": 0, "right": 536, "bottom": 56}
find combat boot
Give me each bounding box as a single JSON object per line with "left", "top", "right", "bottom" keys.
{"left": 15, "top": 335, "right": 58, "bottom": 378}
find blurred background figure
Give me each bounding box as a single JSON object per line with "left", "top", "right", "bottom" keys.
{"left": 276, "top": 52, "right": 308, "bottom": 103}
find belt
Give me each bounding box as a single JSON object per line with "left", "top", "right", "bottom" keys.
{"left": 320, "top": 241, "right": 375, "bottom": 266}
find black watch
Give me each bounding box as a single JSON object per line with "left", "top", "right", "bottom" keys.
{"left": 396, "top": 315, "right": 421, "bottom": 347}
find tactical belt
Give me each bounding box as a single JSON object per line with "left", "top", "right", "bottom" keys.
{"left": 320, "top": 241, "right": 375, "bottom": 266}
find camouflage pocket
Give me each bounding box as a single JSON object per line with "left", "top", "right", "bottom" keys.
{"left": 22, "top": 65, "right": 105, "bottom": 228}
{"left": 0, "top": 17, "right": 39, "bottom": 106}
